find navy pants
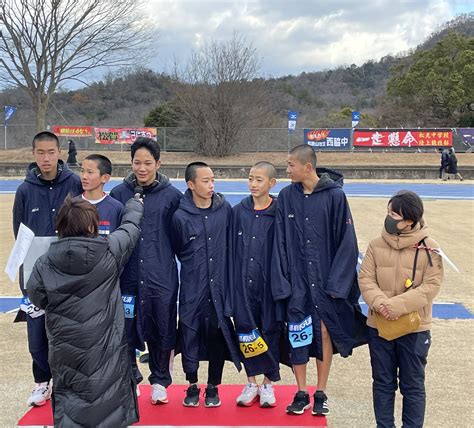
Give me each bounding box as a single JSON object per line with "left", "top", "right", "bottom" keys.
{"left": 129, "top": 345, "right": 172, "bottom": 388}
{"left": 368, "top": 327, "right": 431, "bottom": 428}
{"left": 26, "top": 315, "right": 51, "bottom": 383}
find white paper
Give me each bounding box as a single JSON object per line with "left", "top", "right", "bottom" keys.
{"left": 23, "top": 237, "right": 57, "bottom": 285}
{"left": 4, "top": 223, "right": 35, "bottom": 282}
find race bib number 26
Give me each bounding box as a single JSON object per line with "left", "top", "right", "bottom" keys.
{"left": 20, "top": 297, "right": 45, "bottom": 319}
{"left": 289, "top": 315, "right": 313, "bottom": 348}
{"left": 238, "top": 329, "right": 268, "bottom": 358}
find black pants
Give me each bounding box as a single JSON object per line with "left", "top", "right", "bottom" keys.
{"left": 439, "top": 165, "right": 446, "bottom": 179}
{"left": 129, "top": 344, "right": 172, "bottom": 388}
{"left": 185, "top": 320, "right": 227, "bottom": 386}
{"left": 27, "top": 315, "right": 51, "bottom": 383}
{"left": 368, "top": 327, "right": 431, "bottom": 428}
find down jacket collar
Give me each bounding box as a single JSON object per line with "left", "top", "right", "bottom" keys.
{"left": 381, "top": 221, "right": 430, "bottom": 250}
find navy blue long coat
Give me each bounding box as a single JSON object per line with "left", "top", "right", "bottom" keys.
{"left": 231, "top": 196, "right": 284, "bottom": 379}
{"left": 271, "top": 169, "right": 367, "bottom": 361}
{"left": 110, "top": 172, "right": 182, "bottom": 352}
{"left": 171, "top": 190, "right": 241, "bottom": 373}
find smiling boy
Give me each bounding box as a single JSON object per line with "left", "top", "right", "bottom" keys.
{"left": 80, "top": 154, "right": 123, "bottom": 236}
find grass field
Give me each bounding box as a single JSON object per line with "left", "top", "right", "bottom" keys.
{"left": 0, "top": 189, "right": 473, "bottom": 427}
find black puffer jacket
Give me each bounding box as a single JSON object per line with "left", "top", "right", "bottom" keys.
{"left": 27, "top": 198, "right": 143, "bottom": 428}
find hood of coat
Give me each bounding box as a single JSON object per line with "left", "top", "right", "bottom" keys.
{"left": 240, "top": 194, "right": 277, "bottom": 216}
{"left": 294, "top": 167, "right": 344, "bottom": 194}
{"left": 47, "top": 237, "right": 109, "bottom": 275}
{"left": 123, "top": 171, "right": 171, "bottom": 194}
{"left": 25, "top": 160, "right": 74, "bottom": 186}
{"left": 381, "top": 221, "right": 430, "bottom": 250}
{"left": 179, "top": 188, "right": 226, "bottom": 214}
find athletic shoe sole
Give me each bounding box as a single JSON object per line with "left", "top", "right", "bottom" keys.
{"left": 29, "top": 399, "right": 48, "bottom": 407}
{"left": 237, "top": 395, "right": 259, "bottom": 407}
{"left": 312, "top": 408, "right": 330, "bottom": 416}
{"left": 286, "top": 403, "right": 311, "bottom": 415}
{"left": 151, "top": 398, "right": 169, "bottom": 405}
{"left": 204, "top": 401, "right": 221, "bottom": 407}
{"left": 260, "top": 401, "right": 276, "bottom": 408}
{"left": 183, "top": 400, "right": 200, "bottom": 407}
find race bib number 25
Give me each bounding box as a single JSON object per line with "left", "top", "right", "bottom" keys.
{"left": 238, "top": 329, "right": 268, "bottom": 358}
{"left": 288, "top": 315, "right": 313, "bottom": 348}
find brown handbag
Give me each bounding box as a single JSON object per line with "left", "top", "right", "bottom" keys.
{"left": 374, "top": 239, "right": 432, "bottom": 341}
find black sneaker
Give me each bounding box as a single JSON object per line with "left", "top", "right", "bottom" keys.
{"left": 204, "top": 384, "right": 221, "bottom": 407}
{"left": 183, "top": 384, "right": 200, "bottom": 407}
{"left": 286, "top": 391, "right": 311, "bottom": 415}
{"left": 312, "top": 390, "right": 329, "bottom": 416}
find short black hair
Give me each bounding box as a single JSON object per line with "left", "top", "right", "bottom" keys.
{"left": 130, "top": 137, "right": 160, "bottom": 161}
{"left": 84, "top": 154, "right": 112, "bottom": 175}
{"left": 185, "top": 162, "right": 209, "bottom": 183}
{"left": 388, "top": 190, "right": 424, "bottom": 228}
{"left": 32, "top": 131, "right": 59, "bottom": 149}
{"left": 251, "top": 161, "right": 277, "bottom": 180}
{"left": 289, "top": 144, "right": 317, "bottom": 169}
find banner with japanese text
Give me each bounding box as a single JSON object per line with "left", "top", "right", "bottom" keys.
{"left": 94, "top": 127, "right": 157, "bottom": 145}
{"left": 304, "top": 128, "right": 351, "bottom": 150}
{"left": 51, "top": 126, "right": 93, "bottom": 137}
{"left": 353, "top": 129, "right": 452, "bottom": 147}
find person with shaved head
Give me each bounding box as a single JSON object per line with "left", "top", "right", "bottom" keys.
{"left": 272, "top": 144, "right": 367, "bottom": 416}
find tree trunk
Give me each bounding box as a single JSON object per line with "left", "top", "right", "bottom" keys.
{"left": 33, "top": 97, "right": 48, "bottom": 132}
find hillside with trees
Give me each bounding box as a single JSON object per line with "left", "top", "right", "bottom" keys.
{"left": 0, "top": 13, "right": 472, "bottom": 153}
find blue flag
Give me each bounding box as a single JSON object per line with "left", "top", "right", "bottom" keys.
{"left": 4, "top": 106, "right": 17, "bottom": 124}
{"left": 288, "top": 111, "right": 298, "bottom": 132}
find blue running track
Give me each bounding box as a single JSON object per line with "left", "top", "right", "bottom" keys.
{"left": 0, "top": 179, "right": 473, "bottom": 203}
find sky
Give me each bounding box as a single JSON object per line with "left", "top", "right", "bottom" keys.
{"left": 142, "top": 0, "right": 473, "bottom": 78}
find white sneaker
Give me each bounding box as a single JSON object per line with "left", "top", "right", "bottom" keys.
{"left": 27, "top": 382, "right": 52, "bottom": 407}
{"left": 236, "top": 382, "right": 259, "bottom": 407}
{"left": 151, "top": 383, "right": 168, "bottom": 404}
{"left": 259, "top": 383, "right": 276, "bottom": 407}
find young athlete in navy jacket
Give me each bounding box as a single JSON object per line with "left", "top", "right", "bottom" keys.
{"left": 272, "top": 145, "right": 367, "bottom": 416}
{"left": 171, "top": 162, "right": 241, "bottom": 408}
{"left": 80, "top": 154, "right": 123, "bottom": 236}
{"left": 232, "top": 162, "right": 285, "bottom": 408}
{"left": 110, "top": 138, "right": 182, "bottom": 405}
{"left": 13, "top": 131, "right": 82, "bottom": 407}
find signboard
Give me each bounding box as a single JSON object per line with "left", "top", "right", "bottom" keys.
{"left": 353, "top": 129, "right": 452, "bottom": 147}
{"left": 457, "top": 128, "right": 474, "bottom": 148}
{"left": 51, "top": 126, "right": 93, "bottom": 137}
{"left": 304, "top": 128, "right": 350, "bottom": 150}
{"left": 94, "top": 127, "right": 157, "bottom": 145}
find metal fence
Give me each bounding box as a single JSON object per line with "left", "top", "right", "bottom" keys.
{"left": 0, "top": 125, "right": 471, "bottom": 153}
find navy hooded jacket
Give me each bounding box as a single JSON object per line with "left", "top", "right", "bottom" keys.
{"left": 13, "top": 160, "right": 82, "bottom": 237}
{"left": 272, "top": 168, "right": 367, "bottom": 360}
{"left": 231, "top": 195, "right": 284, "bottom": 378}
{"left": 171, "top": 190, "right": 241, "bottom": 372}
{"left": 110, "top": 172, "right": 182, "bottom": 351}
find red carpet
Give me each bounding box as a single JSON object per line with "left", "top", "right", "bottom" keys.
{"left": 18, "top": 384, "right": 327, "bottom": 427}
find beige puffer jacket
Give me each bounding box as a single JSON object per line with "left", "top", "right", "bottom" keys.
{"left": 359, "top": 221, "right": 443, "bottom": 331}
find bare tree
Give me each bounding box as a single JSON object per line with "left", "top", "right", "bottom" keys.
{"left": 0, "top": 0, "right": 156, "bottom": 131}
{"left": 173, "top": 33, "right": 269, "bottom": 157}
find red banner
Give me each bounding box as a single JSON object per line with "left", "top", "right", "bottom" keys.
{"left": 94, "top": 127, "right": 157, "bottom": 145}
{"left": 353, "top": 130, "right": 452, "bottom": 147}
{"left": 51, "top": 126, "right": 93, "bottom": 137}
